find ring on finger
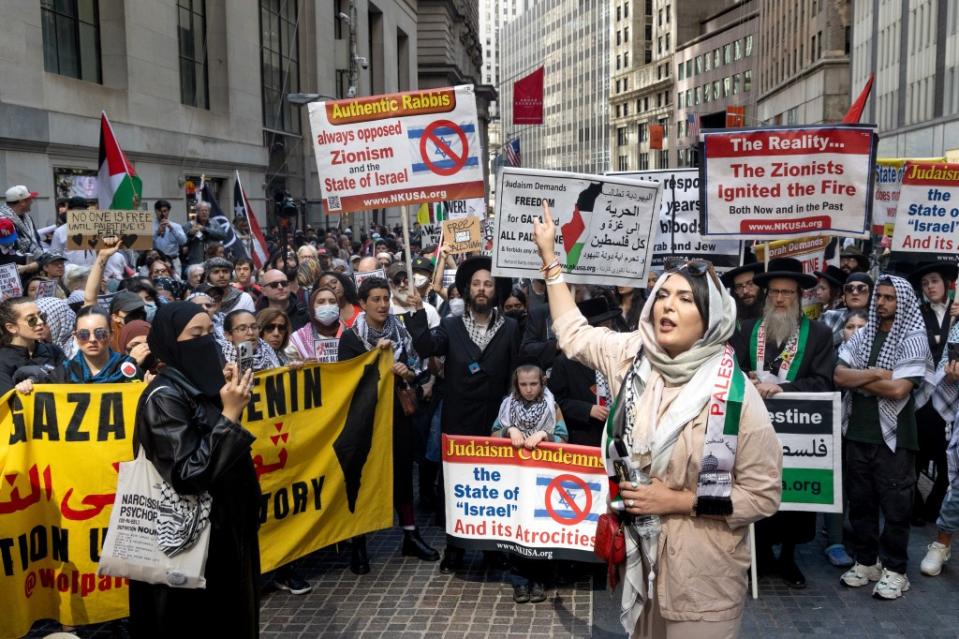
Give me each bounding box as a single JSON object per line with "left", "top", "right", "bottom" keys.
{"left": 626, "top": 499, "right": 633, "bottom": 507}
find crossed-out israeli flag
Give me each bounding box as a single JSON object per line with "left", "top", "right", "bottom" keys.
{"left": 533, "top": 475, "right": 602, "bottom": 523}
{"left": 407, "top": 122, "right": 481, "bottom": 173}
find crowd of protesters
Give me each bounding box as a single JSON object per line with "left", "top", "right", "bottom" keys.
{"left": 3, "top": 184, "right": 959, "bottom": 637}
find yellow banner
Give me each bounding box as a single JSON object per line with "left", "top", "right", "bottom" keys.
{"left": 0, "top": 351, "right": 394, "bottom": 639}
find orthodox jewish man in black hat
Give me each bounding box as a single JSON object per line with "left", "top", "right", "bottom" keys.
{"left": 721, "top": 261, "right": 765, "bottom": 323}
{"left": 731, "top": 257, "right": 836, "bottom": 588}
{"left": 909, "top": 261, "right": 959, "bottom": 524}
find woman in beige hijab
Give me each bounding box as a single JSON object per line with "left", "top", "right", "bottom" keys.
{"left": 532, "top": 204, "right": 782, "bottom": 638}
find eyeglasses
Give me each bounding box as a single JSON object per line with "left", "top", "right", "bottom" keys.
{"left": 230, "top": 323, "right": 260, "bottom": 334}
{"left": 844, "top": 284, "right": 869, "bottom": 294}
{"left": 24, "top": 312, "right": 47, "bottom": 328}
{"left": 767, "top": 288, "right": 798, "bottom": 298}
{"left": 76, "top": 328, "right": 110, "bottom": 343}
{"left": 264, "top": 280, "right": 289, "bottom": 289}
{"left": 733, "top": 280, "right": 756, "bottom": 292}
{"left": 151, "top": 267, "right": 170, "bottom": 276}
{"left": 262, "top": 322, "right": 287, "bottom": 333}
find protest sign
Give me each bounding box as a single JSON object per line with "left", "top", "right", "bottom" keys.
{"left": 446, "top": 197, "right": 486, "bottom": 220}
{"left": 308, "top": 85, "right": 485, "bottom": 213}
{"left": 442, "top": 216, "right": 482, "bottom": 254}
{"left": 614, "top": 169, "right": 742, "bottom": 271}
{"left": 0, "top": 263, "right": 23, "bottom": 301}
{"left": 66, "top": 210, "right": 152, "bottom": 250}
{"left": 353, "top": 268, "right": 386, "bottom": 288}
{"left": 34, "top": 280, "right": 57, "bottom": 299}
{"left": 701, "top": 125, "right": 876, "bottom": 239}
{"left": 753, "top": 236, "right": 839, "bottom": 319}
{"left": 0, "top": 352, "right": 395, "bottom": 638}
{"left": 492, "top": 167, "right": 661, "bottom": 287}
{"left": 890, "top": 162, "right": 959, "bottom": 260}
{"left": 764, "top": 392, "right": 842, "bottom": 513}
{"left": 441, "top": 268, "right": 457, "bottom": 289}
{"left": 872, "top": 157, "right": 944, "bottom": 238}
{"left": 442, "top": 435, "right": 606, "bottom": 561}
{"left": 419, "top": 223, "right": 442, "bottom": 249}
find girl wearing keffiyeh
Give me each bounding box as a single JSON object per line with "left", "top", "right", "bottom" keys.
{"left": 531, "top": 203, "right": 782, "bottom": 638}
{"left": 835, "top": 274, "right": 933, "bottom": 600}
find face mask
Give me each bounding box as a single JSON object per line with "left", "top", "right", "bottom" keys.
{"left": 413, "top": 274, "right": 429, "bottom": 288}
{"left": 144, "top": 302, "right": 157, "bottom": 322}
{"left": 505, "top": 309, "right": 526, "bottom": 322}
{"left": 176, "top": 334, "right": 227, "bottom": 399}
{"left": 314, "top": 304, "right": 340, "bottom": 326}
{"left": 449, "top": 298, "right": 465, "bottom": 317}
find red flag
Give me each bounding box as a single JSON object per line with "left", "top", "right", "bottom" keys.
{"left": 842, "top": 74, "right": 874, "bottom": 124}
{"left": 513, "top": 67, "right": 544, "bottom": 125}
{"left": 233, "top": 171, "right": 270, "bottom": 270}
{"left": 649, "top": 124, "right": 664, "bottom": 150}
{"left": 725, "top": 105, "right": 745, "bottom": 128}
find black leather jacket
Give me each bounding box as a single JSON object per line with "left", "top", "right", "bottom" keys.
{"left": 0, "top": 342, "right": 65, "bottom": 395}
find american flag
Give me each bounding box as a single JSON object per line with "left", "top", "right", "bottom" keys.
{"left": 686, "top": 112, "right": 700, "bottom": 139}
{"left": 505, "top": 138, "right": 521, "bottom": 166}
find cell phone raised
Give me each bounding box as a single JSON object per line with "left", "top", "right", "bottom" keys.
{"left": 237, "top": 340, "right": 256, "bottom": 376}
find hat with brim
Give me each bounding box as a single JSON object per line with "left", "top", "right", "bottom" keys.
{"left": 455, "top": 255, "right": 511, "bottom": 305}
{"left": 814, "top": 265, "right": 846, "bottom": 289}
{"left": 720, "top": 262, "right": 764, "bottom": 288}
{"left": 577, "top": 297, "right": 622, "bottom": 326}
{"left": 840, "top": 247, "right": 870, "bottom": 272}
{"left": 753, "top": 257, "right": 818, "bottom": 290}
{"left": 0, "top": 218, "right": 18, "bottom": 246}
{"left": 907, "top": 261, "right": 959, "bottom": 288}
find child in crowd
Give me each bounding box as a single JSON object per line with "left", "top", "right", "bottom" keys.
{"left": 492, "top": 364, "right": 568, "bottom": 604}
{"left": 842, "top": 309, "right": 868, "bottom": 343}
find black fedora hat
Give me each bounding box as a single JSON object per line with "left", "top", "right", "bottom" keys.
{"left": 840, "top": 246, "right": 870, "bottom": 272}
{"left": 577, "top": 297, "right": 622, "bottom": 326}
{"left": 455, "top": 255, "right": 512, "bottom": 305}
{"left": 753, "top": 257, "right": 818, "bottom": 290}
{"left": 720, "top": 261, "right": 764, "bottom": 288}
{"left": 907, "top": 261, "right": 959, "bottom": 288}
{"left": 814, "top": 265, "right": 846, "bottom": 289}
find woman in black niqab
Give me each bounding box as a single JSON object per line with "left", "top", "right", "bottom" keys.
{"left": 130, "top": 301, "right": 261, "bottom": 639}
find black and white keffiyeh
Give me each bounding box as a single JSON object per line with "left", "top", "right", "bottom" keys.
{"left": 497, "top": 387, "right": 556, "bottom": 437}
{"left": 352, "top": 311, "right": 421, "bottom": 372}
{"left": 839, "top": 275, "right": 933, "bottom": 452}
{"left": 922, "top": 321, "right": 959, "bottom": 441}
{"left": 220, "top": 337, "right": 281, "bottom": 372}
{"left": 462, "top": 308, "right": 505, "bottom": 352}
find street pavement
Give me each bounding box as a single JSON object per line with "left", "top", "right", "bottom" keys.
{"left": 25, "top": 516, "right": 959, "bottom": 638}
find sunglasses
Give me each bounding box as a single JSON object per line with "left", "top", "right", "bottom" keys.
{"left": 844, "top": 284, "right": 869, "bottom": 294}
{"left": 264, "top": 280, "right": 289, "bottom": 289}
{"left": 76, "top": 327, "right": 110, "bottom": 343}
{"left": 24, "top": 312, "right": 47, "bottom": 328}
{"left": 263, "top": 322, "right": 287, "bottom": 333}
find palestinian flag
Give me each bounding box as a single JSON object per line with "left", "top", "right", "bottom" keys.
{"left": 97, "top": 112, "right": 142, "bottom": 209}
{"left": 416, "top": 202, "right": 447, "bottom": 225}
{"left": 560, "top": 181, "right": 603, "bottom": 269}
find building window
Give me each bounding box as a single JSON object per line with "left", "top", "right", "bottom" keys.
{"left": 734, "top": 39, "right": 743, "bottom": 60}
{"left": 658, "top": 150, "right": 669, "bottom": 169}
{"left": 178, "top": 0, "right": 209, "bottom": 109}
{"left": 623, "top": 2, "right": 628, "bottom": 18}
{"left": 334, "top": 0, "right": 344, "bottom": 39}
{"left": 704, "top": 83, "right": 711, "bottom": 102}
{"left": 723, "top": 76, "right": 732, "bottom": 97}
{"left": 639, "top": 153, "right": 649, "bottom": 170}
{"left": 616, "top": 54, "right": 621, "bottom": 70}
{"left": 623, "top": 102, "right": 629, "bottom": 116}
{"left": 686, "top": 60, "right": 692, "bottom": 77}
{"left": 616, "top": 79, "right": 621, "bottom": 93}
{"left": 713, "top": 80, "right": 720, "bottom": 100}
{"left": 665, "top": 33, "right": 670, "bottom": 50}
{"left": 695, "top": 86, "right": 701, "bottom": 104}
{"left": 659, "top": 117, "right": 668, "bottom": 138}
{"left": 677, "top": 91, "right": 683, "bottom": 108}
{"left": 678, "top": 62, "right": 684, "bottom": 80}
{"left": 616, "top": 30, "right": 621, "bottom": 45}
{"left": 41, "top": 0, "right": 102, "bottom": 83}
{"left": 724, "top": 44, "right": 732, "bottom": 64}
{"left": 624, "top": 51, "right": 629, "bottom": 66}
{"left": 638, "top": 122, "right": 647, "bottom": 141}
{"left": 623, "top": 78, "right": 628, "bottom": 91}
{"left": 713, "top": 49, "right": 720, "bottom": 68}
{"left": 624, "top": 26, "right": 629, "bottom": 40}
{"left": 618, "top": 154, "right": 628, "bottom": 172}
{"left": 703, "top": 53, "right": 711, "bottom": 72}
{"left": 745, "top": 34, "right": 753, "bottom": 56}
{"left": 645, "top": 48, "right": 652, "bottom": 63}
{"left": 260, "top": 0, "right": 301, "bottom": 133}
{"left": 617, "top": 127, "right": 628, "bottom": 146}
{"left": 744, "top": 70, "right": 752, "bottom": 92}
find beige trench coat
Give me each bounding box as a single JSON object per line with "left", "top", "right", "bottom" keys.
{"left": 553, "top": 308, "right": 782, "bottom": 622}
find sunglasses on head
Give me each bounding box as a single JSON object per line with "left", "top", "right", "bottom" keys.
{"left": 264, "top": 280, "right": 289, "bottom": 289}
{"left": 24, "top": 312, "right": 47, "bottom": 328}
{"left": 76, "top": 328, "right": 109, "bottom": 342}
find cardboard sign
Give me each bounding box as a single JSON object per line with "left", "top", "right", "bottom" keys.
{"left": 0, "top": 263, "right": 22, "bottom": 301}
{"left": 442, "top": 216, "right": 482, "bottom": 254}
{"left": 890, "top": 162, "right": 959, "bottom": 259}
{"left": 701, "top": 125, "right": 876, "bottom": 239}
{"left": 66, "top": 209, "right": 153, "bottom": 250}
{"left": 764, "top": 392, "right": 843, "bottom": 513}
{"left": 613, "top": 169, "right": 742, "bottom": 272}
{"left": 309, "top": 85, "right": 486, "bottom": 213}
{"left": 419, "top": 223, "right": 442, "bottom": 249}
{"left": 492, "top": 167, "right": 661, "bottom": 287}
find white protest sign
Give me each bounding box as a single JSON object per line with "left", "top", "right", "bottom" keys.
{"left": 614, "top": 169, "right": 741, "bottom": 271}
{"left": 890, "top": 162, "right": 959, "bottom": 258}
{"left": 419, "top": 223, "right": 442, "bottom": 249}
{"left": 492, "top": 168, "right": 661, "bottom": 287}
{"left": 443, "top": 435, "right": 606, "bottom": 561}
{"left": 353, "top": 268, "right": 386, "bottom": 288}
{"left": 34, "top": 280, "right": 57, "bottom": 299}
{"left": 446, "top": 198, "right": 486, "bottom": 220}
{"left": 0, "top": 263, "right": 23, "bottom": 301}
{"left": 309, "top": 85, "right": 485, "bottom": 213}
{"left": 702, "top": 125, "right": 876, "bottom": 239}
{"left": 765, "top": 393, "right": 842, "bottom": 513}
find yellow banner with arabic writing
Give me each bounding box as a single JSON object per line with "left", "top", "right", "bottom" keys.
{"left": 0, "top": 351, "right": 394, "bottom": 639}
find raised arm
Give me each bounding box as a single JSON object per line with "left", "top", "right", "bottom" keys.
{"left": 532, "top": 201, "right": 576, "bottom": 323}
{"left": 84, "top": 239, "right": 122, "bottom": 307}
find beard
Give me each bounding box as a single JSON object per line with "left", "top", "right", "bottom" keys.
{"left": 469, "top": 295, "right": 491, "bottom": 315}
{"left": 763, "top": 297, "right": 801, "bottom": 346}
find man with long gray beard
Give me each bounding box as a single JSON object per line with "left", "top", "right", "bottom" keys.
{"left": 732, "top": 257, "right": 835, "bottom": 589}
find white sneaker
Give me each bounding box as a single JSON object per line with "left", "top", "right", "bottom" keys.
{"left": 840, "top": 561, "right": 882, "bottom": 587}
{"left": 920, "top": 541, "right": 951, "bottom": 576}
{"left": 872, "top": 568, "right": 910, "bottom": 600}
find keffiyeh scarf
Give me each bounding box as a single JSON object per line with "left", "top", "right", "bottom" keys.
{"left": 497, "top": 388, "right": 556, "bottom": 437}
{"left": 36, "top": 296, "right": 77, "bottom": 359}
{"left": 220, "top": 338, "right": 281, "bottom": 372}
{"left": 838, "top": 275, "right": 933, "bottom": 452}
{"left": 462, "top": 308, "right": 505, "bottom": 352}
{"left": 352, "top": 312, "right": 421, "bottom": 371}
